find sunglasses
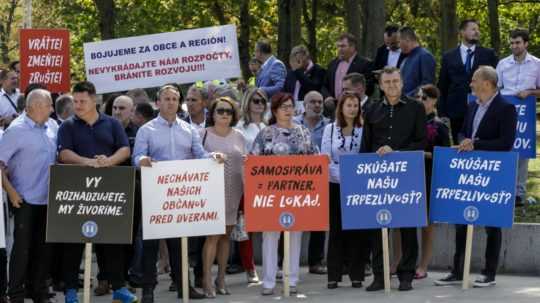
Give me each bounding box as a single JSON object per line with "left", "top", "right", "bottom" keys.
{"left": 416, "top": 95, "right": 429, "bottom": 101}
{"left": 251, "top": 98, "right": 265, "bottom": 105}
{"left": 216, "top": 108, "right": 234, "bottom": 116}
{"left": 113, "top": 106, "right": 127, "bottom": 110}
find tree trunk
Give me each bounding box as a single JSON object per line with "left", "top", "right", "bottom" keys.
{"left": 94, "top": 0, "right": 115, "bottom": 40}
{"left": 277, "top": 0, "right": 291, "bottom": 63}
{"left": 487, "top": 0, "right": 500, "bottom": 55}
{"left": 290, "top": 0, "right": 302, "bottom": 47}
{"left": 238, "top": 0, "right": 251, "bottom": 80}
{"left": 440, "top": 0, "right": 458, "bottom": 52}
{"left": 0, "top": 0, "right": 18, "bottom": 65}
{"left": 210, "top": 1, "right": 228, "bottom": 25}
{"left": 361, "top": 0, "right": 385, "bottom": 59}
{"left": 344, "top": 0, "right": 361, "bottom": 42}
{"left": 303, "top": 0, "right": 318, "bottom": 62}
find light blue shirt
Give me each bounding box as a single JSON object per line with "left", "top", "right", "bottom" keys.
{"left": 293, "top": 114, "right": 330, "bottom": 149}
{"left": 0, "top": 113, "right": 58, "bottom": 205}
{"left": 472, "top": 93, "right": 497, "bottom": 139}
{"left": 132, "top": 115, "right": 209, "bottom": 166}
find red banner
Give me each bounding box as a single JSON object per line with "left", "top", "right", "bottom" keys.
{"left": 244, "top": 155, "right": 329, "bottom": 232}
{"left": 19, "top": 29, "right": 70, "bottom": 93}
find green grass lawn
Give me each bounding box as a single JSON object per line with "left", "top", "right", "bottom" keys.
{"left": 515, "top": 120, "right": 540, "bottom": 223}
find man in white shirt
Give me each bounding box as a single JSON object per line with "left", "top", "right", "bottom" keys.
{"left": 0, "top": 67, "right": 20, "bottom": 126}
{"left": 496, "top": 28, "right": 540, "bottom": 207}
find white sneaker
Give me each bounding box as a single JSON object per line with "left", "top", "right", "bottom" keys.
{"left": 261, "top": 287, "right": 274, "bottom": 296}
{"left": 247, "top": 270, "right": 260, "bottom": 284}
{"left": 473, "top": 275, "right": 496, "bottom": 288}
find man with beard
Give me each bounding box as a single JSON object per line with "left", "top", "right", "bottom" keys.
{"left": 438, "top": 19, "right": 498, "bottom": 143}
{"left": 496, "top": 28, "right": 540, "bottom": 207}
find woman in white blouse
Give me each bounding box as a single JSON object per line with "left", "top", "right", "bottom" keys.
{"left": 232, "top": 87, "right": 268, "bottom": 284}
{"left": 236, "top": 88, "right": 268, "bottom": 151}
{"left": 321, "top": 92, "right": 369, "bottom": 289}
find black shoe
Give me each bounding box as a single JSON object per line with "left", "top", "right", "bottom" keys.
{"left": 351, "top": 281, "right": 363, "bottom": 288}
{"left": 327, "top": 281, "right": 338, "bottom": 289}
{"left": 473, "top": 275, "right": 496, "bottom": 288}
{"left": 177, "top": 286, "right": 205, "bottom": 300}
{"left": 226, "top": 264, "right": 245, "bottom": 275}
{"left": 168, "top": 281, "right": 177, "bottom": 292}
{"left": 366, "top": 279, "right": 384, "bottom": 292}
{"left": 434, "top": 273, "right": 462, "bottom": 286}
{"left": 142, "top": 287, "right": 154, "bottom": 303}
{"left": 309, "top": 264, "right": 327, "bottom": 275}
{"left": 398, "top": 280, "right": 413, "bottom": 291}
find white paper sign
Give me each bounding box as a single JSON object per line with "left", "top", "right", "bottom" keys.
{"left": 84, "top": 25, "right": 241, "bottom": 93}
{"left": 141, "top": 159, "right": 225, "bottom": 240}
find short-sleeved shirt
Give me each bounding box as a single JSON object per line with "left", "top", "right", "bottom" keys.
{"left": 497, "top": 52, "right": 540, "bottom": 95}
{"left": 0, "top": 113, "right": 58, "bottom": 205}
{"left": 58, "top": 113, "right": 129, "bottom": 158}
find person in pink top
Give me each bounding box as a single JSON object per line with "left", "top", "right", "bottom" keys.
{"left": 199, "top": 97, "right": 246, "bottom": 298}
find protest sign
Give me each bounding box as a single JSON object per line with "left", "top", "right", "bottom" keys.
{"left": 46, "top": 165, "right": 135, "bottom": 244}
{"left": 429, "top": 147, "right": 518, "bottom": 227}
{"left": 83, "top": 25, "right": 241, "bottom": 93}
{"left": 140, "top": 159, "right": 225, "bottom": 240}
{"left": 468, "top": 94, "right": 536, "bottom": 158}
{"left": 339, "top": 151, "right": 427, "bottom": 229}
{"left": 244, "top": 155, "right": 329, "bottom": 232}
{"left": 19, "top": 29, "right": 71, "bottom": 93}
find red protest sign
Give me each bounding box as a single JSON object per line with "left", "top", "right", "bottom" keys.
{"left": 19, "top": 29, "right": 70, "bottom": 93}
{"left": 244, "top": 155, "right": 329, "bottom": 232}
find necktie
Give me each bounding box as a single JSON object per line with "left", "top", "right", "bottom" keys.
{"left": 465, "top": 49, "right": 473, "bottom": 74}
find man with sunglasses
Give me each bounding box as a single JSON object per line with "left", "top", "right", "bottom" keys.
{"left": 133, "top": 84, "right": 225, "bottom": 302}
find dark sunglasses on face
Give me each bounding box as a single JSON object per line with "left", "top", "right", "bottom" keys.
{"left": 113, "top": 106, "right": 126, "bottom": 110}
{"left": 251, "top": 98, "right": 264, "bottom": 105}
{"left": 216, "top": 108, "right": 234, "bottom": 115}
{"left": 416, "top": 95, "right": 429, "bottom": 101}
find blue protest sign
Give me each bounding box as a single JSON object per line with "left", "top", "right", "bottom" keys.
{"left": 339, "top": 151, "right": 427, "bottom": 229}
{"left": 468, "top": 94, "right": 536, "bottom": 158}
{"left": 429, "top": 147, "right": 518, "bottom": 228}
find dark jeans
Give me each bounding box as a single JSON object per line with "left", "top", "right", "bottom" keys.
{"left": 308, "top": 231, "right": 326, "bottom": 267}
{"left": 450, "top": 117, "right": 464, "bottom": 145}
{"left": 327, "top": 183, "right": 368, "bottom": 282}
{"left": 8, "top": 203, "right": 52, "bottom": 302}
{"left": 62, "top": 243, "right": 126, "bottom": 291}
{"left": 371, "top": 227, "right": 418, "bottom": 282}
{"left": 452, "top": 225, "right": 501, "bottom": 279}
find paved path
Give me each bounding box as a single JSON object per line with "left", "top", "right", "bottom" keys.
{"left": 51, "top": 267, "right": 540, "bottom": 303}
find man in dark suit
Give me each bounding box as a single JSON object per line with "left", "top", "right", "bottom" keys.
{"left": 373, "top": 25, "right": 404, "bottom": 71}
{"left": 438, "top": 19, "right": 498, "bottom": 143}
{"left": 284, "top": 45, "right": 326, "bottom": 103}
{"left": 435, "top": 66, "right": 517, "bottom": 288}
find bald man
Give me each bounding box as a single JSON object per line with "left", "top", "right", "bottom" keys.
{"left": 0, "top": 89, "right": 57, "bottom": 303}
{"left": 293, "top": 90, "right": 329, "bottom": 274}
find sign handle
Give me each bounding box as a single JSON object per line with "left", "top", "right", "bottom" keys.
{"left": 181, "top": 237, "right": 189, "bottom": 303}
{"left": 382, "top": 228, "right": 391, "bottom": 293}
{"left": 283, "top": 231, "right": 290, "bottom": 297}
{"left": 462, "top": 224, "right": 474, "bottom": 290}
{"left": 83, "top": 242, "right": 92, "bottom": 303}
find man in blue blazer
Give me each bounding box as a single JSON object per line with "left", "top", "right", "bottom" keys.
{"left": 254, "top": 40, "right": 287, "bottom": 98}
{"left": 438, "top": 19, "right": 498, "bottom": 143}
{"left": 435, "top": 66, "right": 517, "bottom": 288}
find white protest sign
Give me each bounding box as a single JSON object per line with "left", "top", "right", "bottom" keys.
{"left": 141, "top": 159, "right": 225, "bottom": 240}
{"left": 84, "top": 24, "right": 241, "bottom": 93}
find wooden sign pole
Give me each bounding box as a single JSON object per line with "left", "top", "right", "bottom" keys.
{"left": 283, "top": 231, "right": 290, "bottom": 297}
{"left": 462, "top": 225, "right": 474, "bottom": 290}
{"left": 382, "top": 228, "right": 391, "bottom": 293}
{"left": 181, "top": 237, "right": 189, "bottom": 302}
{"left": 83, "top": 242, "right": 92, "bottom": 303}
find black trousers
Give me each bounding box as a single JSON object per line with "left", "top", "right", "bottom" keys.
{"left": 142, "top": 238, "right": 192, "bottom": 290}
{"left": 8, "top": 203, "right": 52, "bottom": 302}
{"left": 450, "top": 117, "right": 464, "bottom": 145}
{"left": 371, "top": 227, "right": 418, "bottom": 282}
{"left": 308, "top": 231, "right": 326, "bottom": 267}
{"left": 452, "top": 225, "right": 501, "bottom": 279}
{"left": 327, "top": 183, "right": 368, "bottom": 282}
{"left": 62, "top": 243, "right": 126, "bottom": 291}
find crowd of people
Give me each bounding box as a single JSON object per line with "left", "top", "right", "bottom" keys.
{"left": 0, "top": 18, "right": 536, "bottom": 303}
